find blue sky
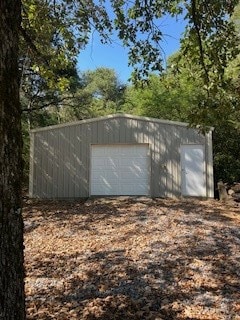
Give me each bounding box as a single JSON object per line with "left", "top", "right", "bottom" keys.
{"left": 77, "top": 14, "right": 187, "bottom": 83}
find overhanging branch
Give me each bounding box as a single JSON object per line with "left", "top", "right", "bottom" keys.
{"left": 20, "top": 25, "right": 50, "bottom": 67}
{"left": 191, "top": 0, "right": 210, "bottom": 86}
{"left": 21, "top": 96, "right": 75, "bottom": 113}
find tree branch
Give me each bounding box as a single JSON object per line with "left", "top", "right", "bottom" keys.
{"left": 20, "top": 25, "right": 50, "bottom": 67}
{"left": 191, "top": 0, "right": 210, "bottom": 86}
{"left": 21, "top": 96, "right": 75, "bottom": 113}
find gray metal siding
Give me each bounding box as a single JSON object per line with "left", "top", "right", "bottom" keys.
{"left": 205, "top": 131, "right": 214, "bottom": 198}
{"left": 29, "top": 115, "right": 212, "bottom": 198}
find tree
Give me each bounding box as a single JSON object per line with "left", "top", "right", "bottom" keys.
{"left": 51, "top": 68, "right": 126, "bottom": 121}
{"left": 21, "top": 64, "right": 80, "bottom": 128}
{"left": 177, "top": 2, "right": 240, "bottom": 182}
{"left": 20, "top": 0, "right": 83, "bottom": 128}
{"left": 78, "top": 68, "right": 125, "bottom": 116}
{"left": 19, "top": 0, "right": 240, "bottom": 127}
{"left": 0, "top": 0, "right": 25, "bottom": 319}
{"left": 123, "top": 61, "right": 199, "bottom": 121}
{"left": 178, "top": 0, "right": 239, "bottom": 128}
{"left": 213, "top": 124, "right": 240, "bottom": 183}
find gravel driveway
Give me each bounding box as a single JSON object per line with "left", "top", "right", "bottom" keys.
{"left": 23, "top": 197, "right": 240, "bottom": 319}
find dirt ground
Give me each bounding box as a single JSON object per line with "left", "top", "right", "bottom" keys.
{"left": 23, "top": 197, "right": 240, "bottom": 320}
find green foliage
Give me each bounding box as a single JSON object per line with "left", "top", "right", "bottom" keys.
{"left": 20, "top": 0, "right": 115, "bottom": 124}
{"left": 82, "top": 68, "right": 121, "bottom": 101}
{"left": 20, "top": 0, "right": 85, "bottom": 138}
{"left": 213, "top": 125, "right": 240, "bottom": 183}
{"left": 21, "top": 0, "right": 81, "bottom": 91}
{"left": 111, "top": 0, "right": 184, "bottom": 81}
{"left": 20, "top": 0, "right": 240, "bottom": 115}
{"left": 58, "top": 68, "right": 126, "bottom": 121}
{"left": 123, "top": 52, "right": 202, "bottom": 122}
{"left": 179, "top": 0, "right": 240, "bottom": 129}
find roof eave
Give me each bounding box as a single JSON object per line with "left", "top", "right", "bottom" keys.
{"left": 30, "top": 113, "right": 214, "bottom": 133}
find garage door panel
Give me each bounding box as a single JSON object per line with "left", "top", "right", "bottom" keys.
{"left": 92, "top": 157, "right": 118, "bottom": 168}
{"left": 126, "top": 167, "right": 149, "bottom": 177}
{"left": 91, "top": 180, "right": 119, "bottom": 189}
{"left": 124, "top": 175, "right": 149, "bottom": 182}
{"left": 121, "top": 151, "right": 148, "bottom": 158}
{"left": 102, "top": 147, "right": 120, "bottom": 156}
{"left": 91, "top": 144, "right": 150, "bottom": 196}
{"left": 91, "top": 170, "right": 119, "bottom": 180}
{"left": 91, "top": 183, "right": 119, "bottom": 195}
{"left": 120, "top": 158, "right": 148, "bottom": 166}
{"left": 92, "top": 158, "right": 105, "bottom": 166}
{"left": 120, "top": 170, "right": 149, "bottom": 179}
{"left": 92, "top": 147, "right": 106, "bottom": 157}
{"left": 119, "top": 183, "right": 149, "bottom": 195}
{"left": 105, "top": 158, "right": 119, "bottom": 167}
{"left": 133, "top": 146, "right": 148, "bottom": 156}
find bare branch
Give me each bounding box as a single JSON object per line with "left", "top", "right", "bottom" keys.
{"left": 21, "top": 96, "right": 75, "bottom": 113}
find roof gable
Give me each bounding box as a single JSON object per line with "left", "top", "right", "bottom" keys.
{"left": 30, "top": 113, "right": 195, "bottom": 133}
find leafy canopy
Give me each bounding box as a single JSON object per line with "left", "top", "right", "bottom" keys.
{"left": 21, "top": 0, "right": 239, "bottom": 82}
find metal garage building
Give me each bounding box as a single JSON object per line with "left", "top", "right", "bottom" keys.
{"left": 29, "top": 113, "right": 214, "bottom": 198}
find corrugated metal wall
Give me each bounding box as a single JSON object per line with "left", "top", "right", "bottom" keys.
{"left": 29, "top": 114, "right": 213, "bottom": 198}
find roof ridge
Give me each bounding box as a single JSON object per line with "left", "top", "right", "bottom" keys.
{"left": 30, "top": 113, "right": 209, "bottom": 133}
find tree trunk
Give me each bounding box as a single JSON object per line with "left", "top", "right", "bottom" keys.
{"left": 0, "top": 1, "right": 25, "bottom": 320}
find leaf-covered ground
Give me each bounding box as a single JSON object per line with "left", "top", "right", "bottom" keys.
{"left": 23, "top": 197, "right": 240, "bottom": 320}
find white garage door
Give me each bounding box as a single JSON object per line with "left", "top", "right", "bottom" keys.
{"left": 90, "top": 144, "right": 150, "bottom": 196}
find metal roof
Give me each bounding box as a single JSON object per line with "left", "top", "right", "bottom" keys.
{"left": 30, "top": 113, "right": 200, "bottom": 133}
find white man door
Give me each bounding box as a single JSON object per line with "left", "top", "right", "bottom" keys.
{"left": 181, "top": 145, "right": 206, "bottom": 197}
